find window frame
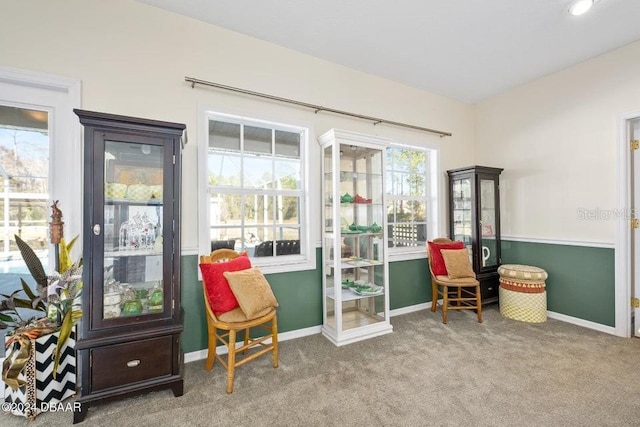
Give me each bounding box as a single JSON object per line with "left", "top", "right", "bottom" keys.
{"left": 386, "top": 143, "right": 439, "bottom": 262}
{"left": 0, "top": 67, "right": 81, "bottom": 272}
{"left": 198, "top": 110, "right": 314, "bottom": 274}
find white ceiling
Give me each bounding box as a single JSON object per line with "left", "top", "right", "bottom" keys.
{"left": 136, "top": 0, "right": 640, "bottom": 103}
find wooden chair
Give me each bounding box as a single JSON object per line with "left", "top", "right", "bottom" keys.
{"left": 200, "top": 249, "right": 278, "bottom": 393}
{"left": 428, "top": 238, "right": 482, "bottom": 324}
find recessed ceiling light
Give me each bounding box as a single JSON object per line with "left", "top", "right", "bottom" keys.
{"left": 568, "top": 0, "right": 594, "bottom": 16}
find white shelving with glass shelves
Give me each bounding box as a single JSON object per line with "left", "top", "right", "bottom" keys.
{"left": 318, "top": 129, "right": 393, "bottom": 346}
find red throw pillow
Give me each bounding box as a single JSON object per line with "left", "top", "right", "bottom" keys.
{"left": 428, "top": 241, "right": 465, "bottom": 275}
{"left": 199, "top": 253, "right": 251, "bottom": 316}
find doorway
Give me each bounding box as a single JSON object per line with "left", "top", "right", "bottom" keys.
{"left": 615, "top": 111, "right": 640, "bottom": 338}
{"left": 630, "top": 117, "right": 640, "bottom": 336}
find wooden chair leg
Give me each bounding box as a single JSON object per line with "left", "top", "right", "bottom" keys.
{"left": 476, "top": 285, "right": 483, "bottom": 323}
{"left": 271, "top": 317, "right": 279, "bottom": 368}
{"left": 226, "top": 329, "right": 236, "bottom": 394}
{"left": 205, "top": 325, "right": 216, "bottom": 371}
{"left": 457, "top": 287, "right": 462, "bottom": 307}
{"left": 430, "top": 281, "right": 438, "bottom": 312}
{"left": 442, "top": 285, "right": 448, "bottom": 324}
{"left": 243, "top": 328, "right": 250, "bottom": 355}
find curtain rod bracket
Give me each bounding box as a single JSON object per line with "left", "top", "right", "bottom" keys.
{"left": 184, "top": 76, "right": 452, "bottom": 137}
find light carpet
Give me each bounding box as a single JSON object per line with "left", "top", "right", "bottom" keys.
{"left": 3, "top": 305, "right": 640, "bottom": 426}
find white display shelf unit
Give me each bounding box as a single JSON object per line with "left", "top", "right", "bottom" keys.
{"left": 318, "top": 129, "right": 393, "bottom": 346}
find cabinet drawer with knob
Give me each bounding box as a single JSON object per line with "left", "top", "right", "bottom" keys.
{"left": 90, "top": 336, "right": 172, "bottom": 392}
{"left": 478, "top": 273, "right": 500, "bottom": 303}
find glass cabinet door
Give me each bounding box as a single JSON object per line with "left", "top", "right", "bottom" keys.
{"left": 334, "top": 143, "right": 385, "bottom": 333}
{"left": 447, "top": 166, "right": 502, "bottom": 303}
{"left": 479, "top": 177, "right": 498, "bottom": 269}
{"left": 99, "top": 139, "right": 168, "bottom": 323}
{"left": 451, "top": 177, "right": 473, "bottom": 261}
{"left": 319, "top": 129, "right": 392, "bottom": 345}
{"left": 324, "top": 145, "right": 333, "bottom": 234}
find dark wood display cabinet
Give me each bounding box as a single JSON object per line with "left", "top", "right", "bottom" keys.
{"left": 447, "top": 166, "right": 503, "bottom": 304}
{"left": 73, "top": 110, "right": 185, "bottom": 423}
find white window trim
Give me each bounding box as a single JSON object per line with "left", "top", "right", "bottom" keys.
{"left": 0, "top": 66, "right": 81, "bottom": 271}
{"left": 197, "top": 108, "right": 315, "bottom": 275}
{"left": 387, "top": 142, "right": 439, "bottom": 262}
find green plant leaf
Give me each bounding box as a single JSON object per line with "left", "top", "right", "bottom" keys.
{"left": 59, "top": 238, "right": 72, "bottom": 274}
{"left": 14, "top": 235, "right": 47, "bottom": 289}
{"left": 11, "top": 298, "right": 38, "bottom": 310}
{"left": 53, "top": 310, "right": 74, "bottom": 378}
{"left": 0, "top": 312, "right": 14, "bottom": 322}
{"left": 71, "top": 309, "right": 82, "bottom": 322}
{"left": 21, "top": 279, "right": 38, "bottom": 301}
{"left": 66, "top": 235, "right": 78, "bottom": 253}
{"left": 19, "top": 279, "right": 46, "bottom": 312}
{"left": 59, "top": 236, "right": 81, "bottom": 273}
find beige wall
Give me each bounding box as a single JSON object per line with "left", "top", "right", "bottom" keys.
{"left": 0, "top": 0, "right": 476, "bottom": 250}
{"left": 475, "top": 40, "right": 640, "bottom": 245}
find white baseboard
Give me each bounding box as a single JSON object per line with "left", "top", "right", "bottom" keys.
{"left": 547, "top": 311, "right": 616, "bottom": 335}
{"left": 184, "top": 324, "right": 322, "bottom": 363}
{"left": 389, "top": 302, "right": 433, "bottom": 317}
{"left": 184, "top": 304, "right": 437, "bottom": 363}
{"left": 389, "top": 305, "right": 617, "bottom": 336}
{"left": 184, "top": 303, "right": 615, "bottom": 363}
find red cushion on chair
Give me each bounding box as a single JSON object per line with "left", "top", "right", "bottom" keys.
{"left": 428, "top": 241, "right": 465, "bottom": 275}
{"left": 199, "top": 253, "right": 252, "bottom": 316}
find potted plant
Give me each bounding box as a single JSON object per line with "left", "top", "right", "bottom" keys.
{"left": 1, "top": 234, "right": 82, "bottom": 384}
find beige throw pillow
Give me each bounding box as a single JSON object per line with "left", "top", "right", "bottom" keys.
{"left": 440, "top": 248, "right": 476, "bottom": 279}
{"left": 223, "top": 268, "right": 279, "bottom": 320}
{"left": 217, "top": 306, "right": 274, "bottom": 323}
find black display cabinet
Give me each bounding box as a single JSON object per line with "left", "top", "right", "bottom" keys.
{"left": 73, "top": 110, "right": 185, "bottom": 423}
{"left": 447, "top": 166, "right": 503, "bottom": 303}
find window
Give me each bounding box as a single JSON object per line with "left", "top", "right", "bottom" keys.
{"left": 201, "top": 112, "right": 312, "bottom": 273}
{"left": 0, "top": 106, "right": 49, "bottom": 257}
{"left": 0, "top": 67, "right": 81, "bottom": 324}
{"left": 386, "top": 145, "right": 437, "bottom": 259}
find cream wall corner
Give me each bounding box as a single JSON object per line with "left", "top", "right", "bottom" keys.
{"left": 475, "top": 40, "right": 640, "bottom": 246}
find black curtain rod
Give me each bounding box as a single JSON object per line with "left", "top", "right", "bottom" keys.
{"left": 184, "top": 76, "right": 452, "bottom": 138}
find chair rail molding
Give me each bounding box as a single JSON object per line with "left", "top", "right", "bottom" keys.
{"left": 502, "top": 235, "right": 614, "bottom": 249}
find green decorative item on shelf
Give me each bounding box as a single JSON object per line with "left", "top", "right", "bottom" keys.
{"left": 134, "top": 288, "right": 149, "bottom": 300}
{"left": 121, "top": 286, "right": 137, "bottom": 304}
{"left": 341, "top": 279, "right": 355, "bottom": 289}
{"left": 351, "top": 284, "right": 383, "bottom": 296}
{"left": 340, "top": 193, "right": 354, "bottom": 203}
{"left": 148, "top": 287, "right": 163, "bottom": 312}
{"left": 349, "top": 222, "right": 358, "bottom": 231}
{"left": 369, "top": 222, "right": 382, "bottom": 233}
{"left": 122, "top": 299, "right": 143, "bottom": 316}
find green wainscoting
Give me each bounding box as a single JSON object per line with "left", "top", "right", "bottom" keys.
{"left": 180, "top": 254, "right": 205, "bottom": 354}
{"left": 501, "top": 240, "right": 615, "bottom": 326}
{"left": 180, "top": 249, "right": 431, "bottom": 354}
{"left": 388, "top": 258, "right": 431, "bottom": 309}
{"left": 181, "top": 250, "right": 323, "bottom": 354}
{"left": 181, "top": 241, "right": 614, "bottom": 354}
